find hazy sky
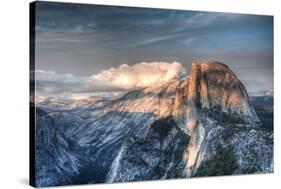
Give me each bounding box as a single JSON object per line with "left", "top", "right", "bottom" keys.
{"left": 34, "top": 1, "right": 273, "bottom": 94}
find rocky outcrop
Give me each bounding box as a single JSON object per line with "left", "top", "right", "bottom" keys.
{"left": 176, "top": 61, "right": 262, "bottom": 176}
{"left": 174, "top": 61, "right": 260, "bottom": 132}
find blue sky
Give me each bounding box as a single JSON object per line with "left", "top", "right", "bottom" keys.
{"left": 34, "top": 1, "right": 273, "bottom": 93}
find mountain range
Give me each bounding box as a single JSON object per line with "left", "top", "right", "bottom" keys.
{"left": 33, "top": 61, "right": 273, "bottom": 187}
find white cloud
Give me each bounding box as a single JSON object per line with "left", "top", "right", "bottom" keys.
{"left": 34, "top": 62, "right": 186, "bottom": 96}
{"left": 126, "top": 34, "right": 183, "bottom": 47}
{"left": 88, "top": 62, "right": 186, "bottom": 90}
{"left": 181, "top": 38, "right": 197, "bottom": 46}
{"left": 35, "top": 91, "right": 124, "bottom": 104}
{"left": 34, "top": 70, "right": 85, "bottom": 83}
{"left": 175, "top": 12, "right": 241, "bottom": 32}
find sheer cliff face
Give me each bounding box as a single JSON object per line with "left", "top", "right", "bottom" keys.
{"left": 196, "top": 62, "right": 259, "bottom": 121}
{"left": 35, "top": 61, "right": 273, "bottom": 187}
{"left": 174, "top": 62, "right": 261, "bottom": 175}
{"left": 175, "top": 62, "right": 259, "bottom": 132}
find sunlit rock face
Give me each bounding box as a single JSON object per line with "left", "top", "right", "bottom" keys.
{"left": 177, "top": 61, "right": 259, "bottom": 133}
{"left": 35, "top": 61, "right": 273, "bottom": 187}
{"left": 178, "top": 61, "right": 262, "bottom": 176}
{"left": 197, "top": 62, "right": 259, "bottom": 123}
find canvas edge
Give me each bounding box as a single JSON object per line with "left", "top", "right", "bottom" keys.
{"left": 29, "top": 1, "right": 36, "bottom": 188}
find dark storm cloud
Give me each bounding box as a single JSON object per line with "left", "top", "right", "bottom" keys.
{"left": 34, "top": 1, "right": 273, "bottom": 93}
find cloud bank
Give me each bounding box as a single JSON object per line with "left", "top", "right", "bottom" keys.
{"left": 89, "top": 62, "right": 185, "bottom": 90}
{"left": 34, "top": 70, "right": 85, "bottom": 83}
{"left": 34, "top": 61, "right": 186, "bottom": 96}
